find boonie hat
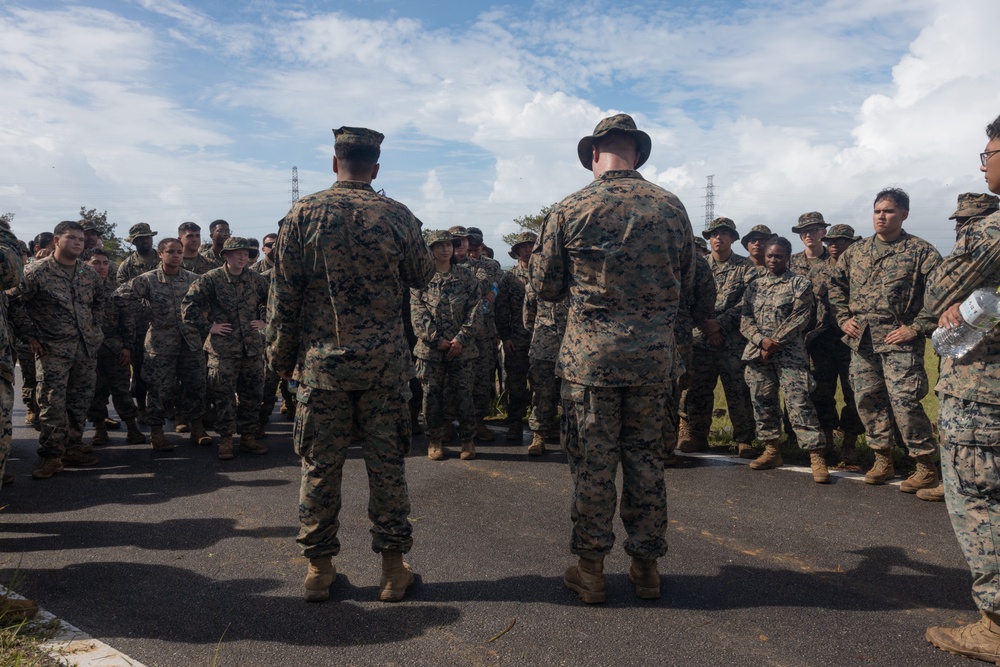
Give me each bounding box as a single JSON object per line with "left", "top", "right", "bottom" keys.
{"left": 507, "top": 231, "right": 537, "bottom": 259}
{"left": 741, "top": 224, "right": 776, "bottom": 250}
{"left": 823, "top": 224, "right": 862, "bottom": 243}
{"left": 577, "top": 113, "right": 652, "bottom": 171}
{"left": 949, "top": 192, "right": 1000, "bottom": 220}
{"left": 702, "top": 217, "right": 740, "bottom": 241}
{"left": 125, "top": 223, "right": 158, "bottom": 242}
{"left": 791, "top": 211, "right": 830, "bottom": 234}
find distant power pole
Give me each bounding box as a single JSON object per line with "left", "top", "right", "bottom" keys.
{"left": 291, "top": 166, "right": 300, "bottom": 203}
{"left": 704, "top": 175, "right": 715, "bottom": 228}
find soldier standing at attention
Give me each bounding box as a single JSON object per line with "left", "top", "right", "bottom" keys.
{"left": 924, "top": 114, "right": 1000, "bottom": 661}
{"left": 495, "top": 232, "right": 535, "bottom": 443}
{"left": 10, "top": 221, "right": 105, "bottom": 479}
{"left": 199, "top": 219, "right": 230, "bottom": 269}
{"left": 117, "top": 223, "right": 160, "bottom": 422}
{"left": 267, "top": 126, "right": 433, "bottom": 604}
{"left": 178, "top": 222, "right": 216, "bottom": 276}
{"left": 183, "top": 237, "right": 269, "bottom": 460}
{"left": 828, "top": 188, "right": 941, "bottom": 491}
{"left": 742, "top": 224, "right": 776, "bottom": 273}
{"left": 411, "top": 231, "right": 482, "bottom": 460}
{"left": 679, "top": 217, "right": 757, "bottom": 457}
{"left": 532, "top": 113, "right": 695, "bottom": 603}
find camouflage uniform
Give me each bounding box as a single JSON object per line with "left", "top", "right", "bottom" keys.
{"left": 925, "top": 209, "right": 1000, "bottom": 614}
{"left": 116, "top": 247, "right": 160, "bottom": 412}
{"left": 198, "top": 243, "right": 224, "bottom": 270}
{"left": 183, "top": 260, "right": 269, "bottom": 437}
{"left": 411, "top": 260, "right": 482, "bottom": 442}
{"left": 9, "top": 256, "right": 105, "bottom": 460}
{"left": 531, "top": 159, "right": 695, "bottom": 561}
{"left": 0, "top": 228, "right": 24, "bottom": 487}
{"left": 828, "top": 231, "right": 941, "bottom": 456}
{"left": 495, "top": 263, "right": 532, "bottom": 426}
{"left": 250, "top": 256, "right": 273, "bottom": 274}
{"left": 457, "top": 255, "right": 504, "bottom": 421}
{"left": 89, "top": 274, "right": 139, "bottom": 424}
{"left": 524, "top": 278, "right": 568, "bottom": 439}
{"left": 741, "top": 270, "right": 824, "bottom": 449}
{"left": 181, "top": 253, "right": 217, "bottom": 276}
{"left": 117, "top": 268, "right": 205, "bottom": 427}
{"left": 266, "top": 143, "right": 433, "bottom": 558}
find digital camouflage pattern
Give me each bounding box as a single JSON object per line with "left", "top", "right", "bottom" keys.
{"left": 458, "top": 255, "right": 504, "bottom": 418}
{"left": 523, "top": 280, "right": 568, "bottom": 438}
{"left": 207, "top": 354, "right": 261, "bottom": 436}
{"left": 115, "top": 251, "right": 159, "bottom": 287}
{"left": 88, "top": 285, "right": 138, "bottom": 423}
{"left": 0, "top": 227, "right": 24, "bottom": 485}
{"left": 197, "top": 243, "right": 224, "bottom": 270}
{"left": 181, "top": 252, "right": 217, "bottom": 276}
{"left": 496, "top": 264, "right": 531, "bottom": 423}
{"left": 416, "top": 357, "right": 475, "bottom": 442}
{"left": 674, "top": 253, "right": 716, "bottom": 378}
{"left": 183, "top": 266, "right": 269, "bottom": 358}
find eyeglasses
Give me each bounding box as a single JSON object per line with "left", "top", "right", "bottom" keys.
{"left": 263, "top": 242, "right": 274, "bottom": 248}
{"left": 799, "top": 228, "right": 825, "bottom": 236}
{"left": 981, "top": 150, "right": 1000, "bottom": 167}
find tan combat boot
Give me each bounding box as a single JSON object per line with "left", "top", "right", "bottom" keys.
{"left": 31, "top": 457, "right": 63, "bottom": 480}
{"left": 62, "top": 448, "right": 98, "bottom": 467}
{"left": 303, "top": 556, "right": 336, "bottom": 603}
{"left": 474, "top": 419, "right": 495, "bottom": 442}
{"left": 189, "top": 418, "right": 212, "bottom": 446}
{"left": 91, "top": 421, "right": 109, "bottom": 447}
{"left": 736, "top": 442, "right": 756, "bottom": 459}
{"left": 427, "top": 440, "right": 445, "bottom": 461}
{"left": 125, "top": 418, "right": 147, "bottom": 445}
{"left": 564, "top": 557, "right": 606, "bottom": 604}
{"left": 917, "top": 484, "right": 945, "bottom": 502}
{"left": 677, "top": 420, "right": 707, "bottom": 453}
{"left": 378, "top": 552, "right": 414, "bottom": 602}
{"left": 150, "top": 425, "right": 174, "bottom": 451}
{"left": 809, "top": 451, "right": 830, "bottom": 484}
{"left": 629, "top": 558, "right": 661, "bottom": 600}
{"left": 0, "top": 595, "right": 39, "bottom": 626}
{"left": 865, "top": 450, "right": 895, "bottom": 485}
{"left": 506, "top": 420, "right": 524, "bottom": 442}
{"left": 218, "top": 436, "right": 234, "bottom": 460}
{"left": 749, "top": 440, "right": 783, "bottom": 470}
{"left": 174, "top": 419, "right": 190, "bottom": 433}
{"left": 240, "top": 433, "right": 268, "bottom": 455}
{"left": 900, "top": 454, "right": 939, "bottom": 493}
{"left": 927, "top": 611, "right": 1000, "bottom": 663}
{"left": 25, "top": 405, "right": 40, "bottom": 430}
{"left": 840, "top": 432, "right": 859, "bottom": 466}
{"left": 527, "top": 433, "right": 546, "bottom": 456}
{"left": 460, "top": 440, "right": 476, "bottom": 461}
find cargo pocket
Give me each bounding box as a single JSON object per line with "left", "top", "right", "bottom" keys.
{"left": 292, "top": 384, "right": 313, "bottom": 458}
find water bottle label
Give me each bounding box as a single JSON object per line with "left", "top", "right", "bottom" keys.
{"left": 960, "top": 297, "right": 992, "bottom": 328}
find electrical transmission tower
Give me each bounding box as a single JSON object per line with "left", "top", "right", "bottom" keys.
{"left": 291, "top": 166, "right": 300, "bottom": 203}
{"left": 704, "top": 175, "right": 715, "bottom": 228}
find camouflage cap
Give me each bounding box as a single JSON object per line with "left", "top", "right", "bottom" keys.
{"left": 247, "top": 237, "right": 260, "bottom": 261}
{"left": 701, "top": 217, "right": 740, "bottom": 241}
{"left": 694, "top": 237, "right": 708, "bottom": 251}
{"left": 81, "top": 220, "right": 101, "bottom": 232}
{"left": 220, "top": 236, "right": 256, "bottom": 254}
{"left": 333, "top": 126, "right": 384, "bottom": 150}
{"left": 125, "top": 222, "right": 158, "bottom": 242}
{"left": 577, "top": 113, "right": 652, "bottom": 171}
{"left": 823, "top": 224, "right": 862, "bottom": 243}
{"left": 949, "top": 192, "right": 1000, "bottom": 220}
{"left": 791, "top": 211, "right": 829, "bottom": 234}
{"left": 740, "top": 224, "right": 776, "bottom": 249}
{"left": 448, "top": 226, "right": 470, "bottom": 237}
{"left": 507, "top": 231, "right": 538, "bottom": 259}
{"left": 426, "top": 230, "right": 454, "bottom": 247}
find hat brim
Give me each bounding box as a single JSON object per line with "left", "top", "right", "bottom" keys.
{"left": 740, "top": 232, "right": 774, "bottom": 249}
{"left": 823, "top": 235, "right": 862, "bottom": 243}
{"left": 577, "top": 129, "right": 652, "bottom": 171}
{"left": 508, "top": 241, "right": 533, "bottom": 259}
{"left": 950, "top": 207, "right": 997, "bottom": 220}
{"left": 791, "top": 223, "right": 829, "bottom": 234}
{"left": 702, "top": 227, "right": 740, "bottom": 241}
{"left": 125, "top": 233, "right": 157, "bottom": 242}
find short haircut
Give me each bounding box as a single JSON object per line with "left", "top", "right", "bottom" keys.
{"left": 209, "top": 219, "right": 229, "bottom": 233}
{"left": 54, "top": 220, "right": 84, "bottom": 236}
{"left": 31, "top": 232, "right": 54, "bottom": 252}
{"left": 263, "top": 232, "right": 278, "bottom": 243}
{"left": 158, "top": 237, "right": 182, "bottom": 252}
{"left": 81, "top": 247, "right": 109, "bottom": 261}
{"left": 987, "top": 115, "right": 1000, "bottom": 142}
{"left": 874, "top": 187, "right": 910, "bottom": 211}
{"left": 765, "top": 236, "right": 793, "bottom": 256}
{"left": 335, "top": 142, "right": 380, "bottom": 170}
{"left": 593, "top": 131, "right": 639, "bottom": 158}
{"left": 178, "top": 221, "right": 201, "bottom": 234}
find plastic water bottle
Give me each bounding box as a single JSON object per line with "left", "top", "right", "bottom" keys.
{"left": 931, "top": 286, "right": 1000, "bottom": 358}
{"left": 482, "top": 282, "right": 498, "bottom": 314}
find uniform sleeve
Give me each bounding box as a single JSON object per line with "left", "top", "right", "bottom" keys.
{"left": 455, "top": 276, "right": 483, "bottom": 347}
{"left": 739, "top": 281, "right": 765, "bottom": 347}
{"left": 530, "top": 208, "right": 569, "bottom": 302}
{"left": 181, "top": 277, "right": 213, "bottom": 341}
{"left": 8, "top": 272, "right": 39, "bottom": 343}
{"left": 398, "top": 214, "right": 434, "bottom": 291}
{"left": 0, "top": 228, "right": 24, "bottom": 291}
{"left": 523, "top": 280, "right": 538, "bottom": 336}
{"left": 690, "top": 258, "right": 716, "bottom": 328}
{"left": 911, "top": 246, "right": 944, "bottom": 335}
{"left": 410, "top": 287, "right": 439, "bottom": 346}
{"left": 926, "top": 228, "right": 1000, "bottom": 316}
{"left": 828, "top": 251, "right": 852, "bottom": 327}
{"left": 495, "top": 272, "right": 515, "bottom": 341}
{"left": 265, "top": 208, "right": 306, "bottom": 375}
{"left": 717, "top": 264, "right": 753, "bottom": 334}
{"left": 772, "top": 280, "right": 815, "bottom": 345}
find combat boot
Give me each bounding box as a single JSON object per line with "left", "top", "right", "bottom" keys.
{"left": 240, "top": 433, "right": 268, "bottom": 455}
{"left": 900, "top": 454, "right": 939, "bottom": 493}
{"left": 809, "top": 451, "right": 830, "bottom": 484}
{"left": 736, "top": 442, "right": 756, "bottom": 459}
{"left": 629, "top": 558, "right": 661, "bottom": 600}
{"left": 62, "top": 448, "right": 98, "bottom": 467}
{"left": 917, "top": 484, "right": 945, "bottom": 502}
{"left": 25, "top": 404, "right": 40, "bottom": 429}
{"left": 474, "top": 419, "right": 495, "bottom": 442}
{"left": 173, "top": 419, "right": 190, "bottom": 433}
{"left": 527, "top": 433, "right": 546, "bottom": 456}
{"left": 460, "top": 440, "right": 476, "bottom": 461}
{"left": 926, "top": 610, "right": 1000, "bottom": 663}
{"left": 104, "top": 418, "right": 121, "bottom": 430}
{"left": 378, "top": 552, "right": 414, "bottom": 602}
{"left": 125, "top": 418, "right": 147, "bottom": 445}
{"left": 149, "top": 425, "right": 174, "bottom": 451}
{"left": 564, "top": 557, "right": 606, "bottom": 604}
{"left": 31, "top": 457, "right": 63, "bottom": 480}
{"left": 303, "top": 556, "right": 336, "bottom": 603}
{"left": 91, "top": 421, "right": 109, "bottom": 447}
{"left": 749, "top": 440, "right": 783, "bottom": 470}
{"left": 0, "top": 595, "right": 39, "bottom": 626}
{"left": 427, "top": 440, "right": 445, "bottom": 461}
{"left": 218, "top": 436, "right": 234, "bottom": 460}
{"left": 865, "top": 450, "right": 895, "bottom": 485}
{"left": 677, "top": 421, "right": 707, "bottom": 453}
{"left": 840, "top": 432, "right": 859, "bottom": 466}
{"left": 254, "top": 421, "right": 267, "bottom": 440}
{"left": 506, "top": 420, "right": 524, "bottom": 442}
{"left": 189, "top": 418, "right": 212, "bottom": 446}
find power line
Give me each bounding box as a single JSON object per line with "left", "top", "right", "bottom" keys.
{"left": 704, "top": 174, "right": 715, "bottom": 228}
{"left": 291, "top": 166, "right": 299, "bottom": 203}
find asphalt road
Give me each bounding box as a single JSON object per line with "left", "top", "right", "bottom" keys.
{"left": 0, "top": 390, "right": 979, "bottom": 667}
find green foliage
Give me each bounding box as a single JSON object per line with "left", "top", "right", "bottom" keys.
{"left": 0, "top": 213, "right": 13, "bottom": 229}
{"left": 78, "top": 207, "right": 127, "bottom": 263}
{"left": 501, "top": 204, "right": 554, "bottom": 247}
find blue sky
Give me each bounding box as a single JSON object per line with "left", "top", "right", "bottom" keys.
{"left": 2, "top": 0, "right": 999, "bottom": 258}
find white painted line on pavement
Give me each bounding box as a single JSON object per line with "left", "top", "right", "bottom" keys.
{"left": 676, "top": 451, "right": 905, "bottom": 487}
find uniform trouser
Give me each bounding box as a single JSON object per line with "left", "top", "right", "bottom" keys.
{"left": 130, "top": 332, "right": 148, "bottom": 410}
{"left": 849, "top": 342, "right": 935, "bottom": 457}
{"left": 259, "top": 363, "right": 281, "bottom": 425}
{"left": 37, "top": 342, "right": 96, "bottom": 458}
{"left": 681, "top": 346, "right": 755, "bottom": 443}
{"left": 528, "top": 358, "right": 560, "bottom": 438}
{"left": 144, "top": 349, "right": 207, "bottom": 427}
{"left": 0, "top": 379, "right": 14, "bottom": 490}
{"left": 940, "top": 394, "right": 1000, "bottom": 613}
{"left": 504, "top": 345, "right": 530, "bottom": 423}
{"left": 746, "top": 361, "right": 824, "bottom": 450}
{"left": 666, "top": 343, "right": 693, "bottom": 454}
{"left": 208, "top": 354, "right": 264, "bottom": 437}
{"left": 417, "top": 357, "right": 474, "bottom": 442}
{"left": 471, "top": 338, "right": 497, "bottom": 419}
{"left": 831, "top": 338, "right": 864, "bottom": 435}
{"left": 89, "top": 345, "right": 139, "bottom": 423}
{"left": 295, "top": 384, "right": 413, "bottom": 558}
{"left": 15, "top": 341, "right": 37, "bottom": 412}
{"left": 562, "top": 380, "right": 670, "bottom": 560}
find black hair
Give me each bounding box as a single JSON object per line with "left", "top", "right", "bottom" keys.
{"left": 54, "top": 220, "right": 84, "bottom": 236}
{"left": 765, "top": 236, "right": 793, "bottom": 256}
{"left": 209, "top": 219, "right": 229, "bottom": 233}
{"left": 335, "top": 143, "right": 380, "bottom": 170}
{"left": 178, "top": 221, "right": 201, "bottom": 234}
{"left": 157, "top": 237, "right": 182, "bottom": 252}
{"left": 873, "top": 187, "right": 909, "bottom": 211}
{"left": 30, "top": 232, "right": 54, "bottom": 254}
{"left": 81, "top": 247, "right": 109, "bottom": 261}
{"left": 987, "top": 115, "right": 1000, "bottom": 142}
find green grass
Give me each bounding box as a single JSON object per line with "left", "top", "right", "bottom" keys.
{"left": 0, "top": 612, "right": 66, "bottom": 667}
